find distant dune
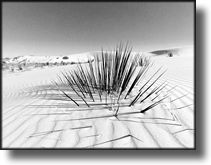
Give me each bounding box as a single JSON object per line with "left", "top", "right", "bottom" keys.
{"left": 2, "top": 53, "right": 94, "bottom": 72}
{"left": 3, "top": 53, "right": 94, "bottom": 65}
{"left": 149, "top": 46, "right": 193, "bottom": 57}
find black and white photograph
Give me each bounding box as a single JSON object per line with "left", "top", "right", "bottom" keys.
{"left": 2, "top": 1, "right": 194, "bottom": 149}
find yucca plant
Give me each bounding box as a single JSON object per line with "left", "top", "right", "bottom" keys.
{"left": 54, "top": 44, "right": 167, "bottom": 116}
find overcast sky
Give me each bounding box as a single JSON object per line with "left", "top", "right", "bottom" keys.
{"left": 3, "top": 2, "right": 194, "bottom": 58}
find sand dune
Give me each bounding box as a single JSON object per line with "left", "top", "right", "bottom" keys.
{"left": 2, "top": 46, "right": 194, "bottom": 148}
{"left": 149, "top": 46, "right": 193, "bottom": 56}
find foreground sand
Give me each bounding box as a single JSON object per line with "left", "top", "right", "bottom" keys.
{"left": 2, "top": 49, "right": 194, "bottom": 148}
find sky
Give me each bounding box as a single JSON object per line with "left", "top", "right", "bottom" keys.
{"left": 3, "top": 2, "right": 194, "bottom": 58}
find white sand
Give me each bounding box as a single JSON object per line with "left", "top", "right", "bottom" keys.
{"left": 2, "top": 46, "right": 194, "bottom": 148}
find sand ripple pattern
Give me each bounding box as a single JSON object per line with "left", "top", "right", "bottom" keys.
{"left": 2, "top": 74, "right": 194, "bottom": 148}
